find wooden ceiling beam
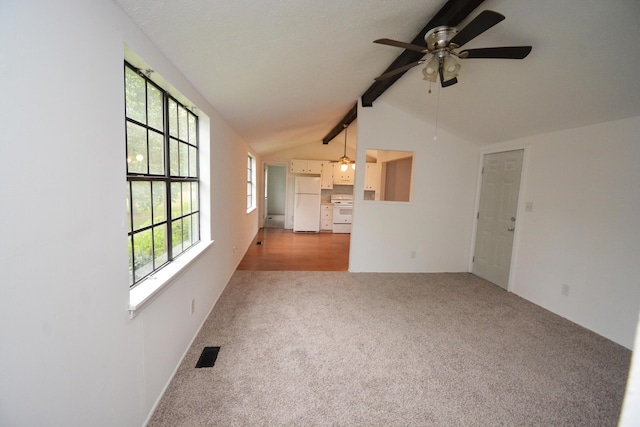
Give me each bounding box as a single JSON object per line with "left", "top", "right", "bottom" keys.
{"left": 322, "top": 103, "right": 357, "bottom": 144}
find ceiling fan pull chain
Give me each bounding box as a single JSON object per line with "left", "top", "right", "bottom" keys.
{"left": 433, "top": 83, "right": 440, "bottom": 141}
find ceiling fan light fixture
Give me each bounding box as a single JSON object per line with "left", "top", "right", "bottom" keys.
{"left": 442, "top": 56, "right": 461, "bottom": 80}
{"left": 422, "top": 57, "right": 439, "bottom": 82}
{"left": 444, "top": 57, "right": 460, "bottom": 73}
{"left": 336, "top": 124, "right": 355, "bottom": 171}
{"left": 339, "top": 155, "right": 352, "bottom": 171}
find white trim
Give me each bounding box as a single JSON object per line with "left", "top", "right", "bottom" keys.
{"left": 128, "top": 240, "right": 214, "bottom": 317}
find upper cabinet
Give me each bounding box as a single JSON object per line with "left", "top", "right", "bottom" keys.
{"left": 364, "top": 162, "right": 380, "bottom": 191}
{"left": 320, "top": 161, "right": 334, "bottom": 189}
{"left": 333, "top": 163, "right": 355, "bottom": 185}
{"left": 290, "top": 159, "right": 322, "bottom": 174}
{"left": 290, "top": 158, "right": 356, "bottom": 186}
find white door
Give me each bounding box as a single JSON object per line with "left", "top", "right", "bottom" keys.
{"left": 472, "top": 150, "right": 524, "bottom": 289}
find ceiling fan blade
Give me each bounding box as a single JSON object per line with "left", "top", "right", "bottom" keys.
{"left": 460, "top": 46, "right": 532, "bottom": 59}
{"left": 450, "top": 10, "right": 505, "bottom": 48}
{"left": 374, "top": 60, "right": 424, "bottom": 81}
{"left": 374, "top": 38, "right": 428, "bottom": 53}
{"left": 442, "top": 76, "right": 458, "bottom": 87}
{"left": 439, "top": 62, "right": 458, "bottom": 87}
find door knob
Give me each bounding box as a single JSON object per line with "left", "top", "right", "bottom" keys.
{"left": 508, "top": 227, "right": 515, "bottom": 231}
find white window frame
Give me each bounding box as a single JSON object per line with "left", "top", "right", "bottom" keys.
{"left": 247, "top": 153, "right": 257, "bottom": 213}
{"left": 125, "top": 61, "right": 201, "bottom": 288}
{"left": 124, "top": 48, "right": 213, "bottom": 317}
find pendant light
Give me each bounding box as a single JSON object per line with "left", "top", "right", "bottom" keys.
{"left": 338, "top": 124, "right": 354, "bottom": 171}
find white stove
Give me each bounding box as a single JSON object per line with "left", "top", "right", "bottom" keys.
{"left": 330, "top": 194, "right": 353, "bottom": 233}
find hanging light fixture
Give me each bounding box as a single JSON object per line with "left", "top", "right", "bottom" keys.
{"left": 338, "top": 124, "right": 354, "bottom": 171}
{"left": 442, "top": 55, "right": 461, "bottom": 81}
{"left": 422, "top": 54, "right": 460, "bottom": 86}
{"left": 421, "top": 56, "right": 439, "bottom": 83}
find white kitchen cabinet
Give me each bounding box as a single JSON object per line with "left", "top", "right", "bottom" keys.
{"left": 320, "top": 203, "right": 333, "bottom": 231}
{"left": 364, "top": 162, "right": 380, "bottom": 191}
{"left": 333, "top": 163, "right": 355, "bottom": 185}
{"left": 320, "top": 161, "right": 334, "bottom": 189}
{"left": 290, "top": 159, "right": 322, "bottom": 174}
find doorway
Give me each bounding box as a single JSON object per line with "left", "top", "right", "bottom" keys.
{"left": 472, "top": 150, "right": 524, "bottom": 290}
{"left": 264, "top": 164, "right": 286, "bottom": 228}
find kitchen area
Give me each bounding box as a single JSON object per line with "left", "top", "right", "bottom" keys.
{"left": 240, "top": 157, "right": 356, "bottom": 271}
{"left": 264, "top": 149, "right": 407, "bottom": 235}
{"left": 290, "top": 159, "right": 356, "bottom": 234}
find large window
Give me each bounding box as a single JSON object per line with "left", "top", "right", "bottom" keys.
{"left": 247, "top": 153, "right": 256, "bottom": 212}
{"left": 125, "top": 62, "right": 200, "bottom": 287}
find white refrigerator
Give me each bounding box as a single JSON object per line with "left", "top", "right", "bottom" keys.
{"left": 293, "top": 176, "right": 321, "bottom": 232}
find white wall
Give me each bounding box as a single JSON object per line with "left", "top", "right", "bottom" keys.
{"left": 351, "top": 100, "right": 639, "bottom": 349}
{"left": 352, "top": 97, "right": 639, "bottom": 349}
{"left": 0, "top": 1, "right": 258, "bottom": 426}
{"left": 350, "top": 101, "right": 480, "bottom": 272}
{"left": 491, "top": 116, "right": 640, "bottom": 349}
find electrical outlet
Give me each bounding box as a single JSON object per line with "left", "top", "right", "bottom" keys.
{"left": 191, "top": 299, "right": 195, "bottom": 314}
{"left": 525, "top": 202, "right": 533, "bottom": 212}
{"left": 410, "top": 250, "right": 416, "bottom": 259}
{"left": 561, "top": 284, "right": 570, "bottom": 296}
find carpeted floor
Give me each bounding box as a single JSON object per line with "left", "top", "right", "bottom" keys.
{"left": 148, "top": 271, "right": 631, "bottom": 426}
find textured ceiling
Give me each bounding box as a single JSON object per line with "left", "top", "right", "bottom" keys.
{"left": 116, "top": 0, "right": 640, "bottom": 155}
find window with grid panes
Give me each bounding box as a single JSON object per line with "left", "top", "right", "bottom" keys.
{"left": 247, "top": 154, "right": 256, "bottom": 211}
{"left": 125, "top": 62, "right": 200, "bottom": 287}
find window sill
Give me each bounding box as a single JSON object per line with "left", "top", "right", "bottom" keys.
{"left": 246, "top": 206, "right": 256, "bottom": 214}
{"left": 128, "top": 240, "right": 214, "bottom": 318}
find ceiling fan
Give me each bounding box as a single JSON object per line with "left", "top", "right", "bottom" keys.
{"left": 331, "top": 124, "right": 355, "bottom": 171}
{"left": 373, "top": 10, "right": 532, "bottom": 87}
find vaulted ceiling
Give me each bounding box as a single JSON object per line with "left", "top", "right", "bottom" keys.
{"left": 116, "top": 0, "right": 640, "bottom": 155}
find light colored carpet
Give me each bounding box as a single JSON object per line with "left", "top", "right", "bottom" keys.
{"left": 148, "top": 271, "right": 631, "bottom": 426}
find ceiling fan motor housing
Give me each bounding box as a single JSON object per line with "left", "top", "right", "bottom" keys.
{"left": 425, "top": 26, "right": 458, "bottom": 51}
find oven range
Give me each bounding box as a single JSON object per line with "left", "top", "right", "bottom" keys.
{"left": 330, "top": 194, "right": 353, "bottom": 234}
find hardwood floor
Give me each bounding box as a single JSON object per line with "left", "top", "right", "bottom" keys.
{"left": 236, "top": 228, "right": 350, "bottom": 271}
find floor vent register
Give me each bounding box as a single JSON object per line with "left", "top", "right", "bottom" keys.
{"left": 195, "top": 346, "right": 220, "bottom": 368}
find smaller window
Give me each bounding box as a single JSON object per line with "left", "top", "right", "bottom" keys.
{"left": 247, "top": 154, "right": 256, "bottom": 212}
{"left": 364, "top": 149, "right": 414, "bottom": 202}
